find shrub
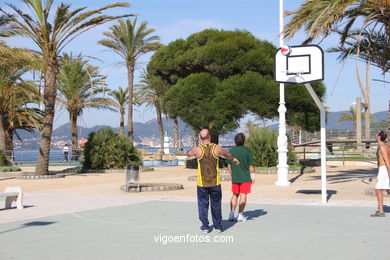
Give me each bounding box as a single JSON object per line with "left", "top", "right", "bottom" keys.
{"left": 0, "top": 151, "right": 9, "bottom": 166}
{"left": 0, "top": 166, "right": 21, "bottom": 172}
{"left": 246, "top": 127, "right": 296, "bottom": 167}
{"left": 82, "top": 128, "right": 141, "bottom": 170}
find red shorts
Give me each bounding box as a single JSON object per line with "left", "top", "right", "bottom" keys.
{"left": 232, "top": 182, "right": 252, "bottom": 194}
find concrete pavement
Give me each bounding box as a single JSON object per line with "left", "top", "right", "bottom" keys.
{"left": 1, "top": 164, "right": 390, "bottom": 259}
{"left": 1, "top": 199, "right": 389, "bottom": 260}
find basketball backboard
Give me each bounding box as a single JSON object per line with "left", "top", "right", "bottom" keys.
{"left": 274, "top": 45, "right": 324, "bottom": 84}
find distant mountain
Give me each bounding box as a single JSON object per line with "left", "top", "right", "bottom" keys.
{"left": 15, "top": 110, "right": 387, "bottom": 148}
{"left": 48, "top": 119, "right": 195, "bottom": 142}
{"left": 326, "top": 110, "right": 386, "bottom": 130}
{"left": 266, "top": 110, "right": 387, "bottom": 130}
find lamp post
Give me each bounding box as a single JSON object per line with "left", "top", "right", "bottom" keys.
{"left": 275, "top": 0, "right": 290, "bottom": 186}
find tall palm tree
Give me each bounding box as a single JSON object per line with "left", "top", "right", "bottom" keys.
{"left": 284, "top": 0, "right": 390, "bottom": 43}
{"left": 57, "top": 53, "right": 113, "bottom": 159}
{"left": 98, "top": 18, "right": 161, "bottom": 142}
{"left": 329, "top": 29, "right": 390, "bottom": 139}
{"left": 0, "top": 0, "right": 132, "bottom": 175}
{"left": 134, "top": 71, "right": 164, "bottom": 152}
{"left": 284, "top": 0, "right": 389, "bottom": 140}
{"left": 0, "top": 64, "right": 43, "bottom": 152}
{"left": 109, "top": 86, "right": 128, "bottom": 136}
{"left": 4, "top": 90, "right": 44, "bottom": 153}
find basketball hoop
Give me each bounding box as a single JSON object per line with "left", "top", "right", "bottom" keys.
{"left": 274, "top": 45, "right": 324, "bottom": 84}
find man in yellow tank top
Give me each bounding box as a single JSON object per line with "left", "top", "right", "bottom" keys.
{"left": 187, "top": 129, "right": 239, "bottom": 233}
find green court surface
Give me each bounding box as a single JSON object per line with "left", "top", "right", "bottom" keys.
{"left": 1, "top": 201, "right": 389, "bottom": 260}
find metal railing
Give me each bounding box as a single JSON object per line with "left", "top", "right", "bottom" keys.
{"left": 289, "top": 128, "right": 382, "bottom": 145}
{"left": 142, "top": 159, "right": 178, "bottom": 166}
{"left": 295, "top": 143, "right": 378, "bottom": 165}
{"left": 1, "top": 149, "right": 83, "bottom": 165}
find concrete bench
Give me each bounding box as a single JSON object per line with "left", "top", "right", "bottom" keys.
{"left": 0, "top": 187, "right": 23, "bottom": 209}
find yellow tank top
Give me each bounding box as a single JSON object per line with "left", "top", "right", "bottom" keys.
{"left": 197, "top": 143, "right": 220, "bottom": 187}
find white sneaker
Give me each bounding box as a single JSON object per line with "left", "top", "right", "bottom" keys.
{"left": 237, "top": 214, "right": 247, "bottom": 222}
{"left": 213, "top": 228, "right": 222, "bottom": 233}
{"left": 228, "top": 211, "right": 235, "bottom": 222}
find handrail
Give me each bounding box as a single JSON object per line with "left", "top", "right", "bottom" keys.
{"left": 288, "top": 128, "right": 382, "bottom": 145}
{"left": 294, "top": 143, "right": 378, "bottom": 166}
{"left": 0, "top": 149, "right": 83, "bottom": 165}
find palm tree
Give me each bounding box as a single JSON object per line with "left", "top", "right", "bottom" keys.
{"left": 98, "top": 18, "right": 161, "bottom": 142}
{"left": 329, "top": 29, "right": 390, "bottom": 139}
{"left": 4, "top": 90, "right": 44, "bottom": 153}
{"left": 57, "top": 53, "right": 113, "bottom": 159}
{"left": 337, "top": 106, "right": 375, "bottom": 128}
{"left": 0, "top": 42, "right": 38, "bottom": 69}
{"left": 284, "top": 0, "right": 390, "bottom": 43}
{"left": 109, "top": 86, "right": 128, "bottom": 136}
{"left": 0, "top": 0, "right": 132, "bottom": 175}
{"left": 0, "top": 64, "right": 43, "bottom": 152}
{"left": 134, "top": 71, "right": 164, "bottom": 152}
{"left": 284, "top": 0, "right": 389, "bottom": 140}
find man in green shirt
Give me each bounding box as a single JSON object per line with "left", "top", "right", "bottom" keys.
{"left": 227, "top": 133, "right": 255, "bottom": 222}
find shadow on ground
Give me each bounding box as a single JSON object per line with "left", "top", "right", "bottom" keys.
{"left": 296, "top": 189, "right": 337, "bottom": 200}
{"left": 0, "top": 205, "right": 34, "bottom": 211}
{"left": 289, "top": 166, "right": 313, "bottom": 184}
{"left": 0, "top": 221, "right": 56, "bottom": 235}
{"left": 221, "top": 209, "right": 267, "bottom": 232}
{"left": 308, "top": 168, "right": 377, "bottom": 184}
{"left": 245, "top": 209, "right": 267, "bottom": 220}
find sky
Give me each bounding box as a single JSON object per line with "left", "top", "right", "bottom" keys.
{"left": 2, "top": 0, "right": 389, "bottom": 130}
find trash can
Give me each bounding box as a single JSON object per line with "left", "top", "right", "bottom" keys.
{"left": 219, "top": 157, "right": 227, "bottom": 168}
{"left": 185, "top": 158, "right": 197, "bottom": 169}
{"left": 126, "top": 165, "right": 140, "bottom": 192}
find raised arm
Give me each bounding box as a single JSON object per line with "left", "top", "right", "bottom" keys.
{"left": 214, "top": 145, "right": 239, "bottom": 165}
{"left": 187, "top": 146, "right": 202, "bottom": 158}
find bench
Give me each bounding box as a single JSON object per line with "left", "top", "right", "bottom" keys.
{"left": 0, "top": 187, "right": 23, "bottom": 209}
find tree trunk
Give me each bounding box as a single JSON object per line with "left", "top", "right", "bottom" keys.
{"left": 119, "top": 107, "right": 124, "bottom": 136}
{"left": 355, "top": 47, "right": 367, "bottom": 102}
{"left": 5, "top": 129, "right": 14, "bottom": 164}
{"left": 173, "top": 117, "right": 180, "bottom": 152}
{"left": 193, "top": 129, "right": 199, "bottom": 146}
{"left": 0, "top": 114, "right": 6, "bottom": 151}
{"left": 70, "top": 112, "right": 78, "bottom": 161}
{"left": 355, "top": 47, "right": 369, "bottom": 139}
{"left": 155, "top": 101, "right": 164, "bottom": 153}
{"left": 127, "top": 65, "right": 134, "bottom": 142}
{"left": 5, "top": 129, "right": 13, "bottom": 151}
{"left": 35, "top": 64, "right": 58, "bottom": 175}
{"left": 210, "top": 131, "right": 219, "bottom": 144}
{"left": 0, "top": 114, "right": 13, "bottom": 163}
{"left": 364, "top": 60, "right": 371, "bottom": 140}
